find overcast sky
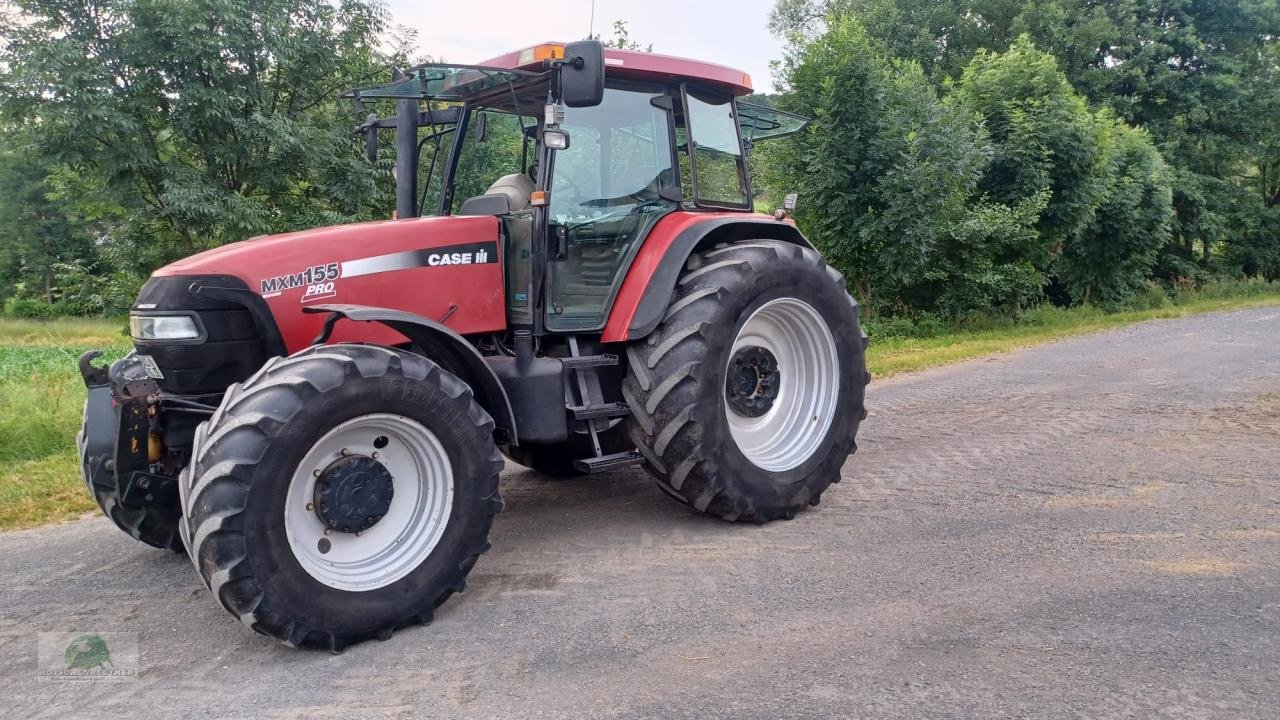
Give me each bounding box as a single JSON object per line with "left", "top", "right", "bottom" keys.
{"left": 384, "top": 0, "right": 787, "bottom": 93}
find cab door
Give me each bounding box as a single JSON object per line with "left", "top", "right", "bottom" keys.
{"left": 545, "top": 85, "right": 679, "bottom": 332}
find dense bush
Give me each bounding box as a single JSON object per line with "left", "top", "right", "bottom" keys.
{"left": 773, "top": 20, "right": 1045, "bottom": 316}
{"left": 767, "top": 0, "right": 1278, "bottom": 317}
{"left": 770, "top": 26, "right": 1195, "bottom": 316}
{"left": 1059, "top": 121, "right": 1173, "bottom": 306}
{"left": 2, "top": 298, "right": 62, "bottom": 320}
{"left": 955, "top": 37, "right": 1110, "bottom": 256}
{"left": 48, "top": 261, "right": 143, "bottom": 316}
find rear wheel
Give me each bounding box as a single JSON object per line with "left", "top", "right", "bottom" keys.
{"left": 622, "top": 240, "right": 868, "bottom": 522}
{"left": 179, "top": 344, "right": 503, "bottom": 651}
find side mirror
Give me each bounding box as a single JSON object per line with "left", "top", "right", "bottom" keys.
{"left": 561, "top": 40, "right": 605, "bottom": 108}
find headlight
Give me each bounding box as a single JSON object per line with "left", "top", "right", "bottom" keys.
{"left": 130, "top": 314, "right": 202, "bottom": 342}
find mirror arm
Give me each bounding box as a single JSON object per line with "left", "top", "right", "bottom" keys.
{"left": 364, "top": 113, "right": 379, "bottom": 163}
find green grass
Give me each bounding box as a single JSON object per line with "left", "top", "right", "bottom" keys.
{"left": 0, "top": 318, "right": 130, "bottom": 531}
{"left": 1, "top": 283, "right": 1278, "bottom": 532}
{"left": 0, "top": 316, "right": 129, "bottom": 346}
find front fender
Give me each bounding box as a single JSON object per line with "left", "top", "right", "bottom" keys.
{"left": 304, "top": 304, "right": 518, "bottom": 445}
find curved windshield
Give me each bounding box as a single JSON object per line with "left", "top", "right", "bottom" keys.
{"left": 547, "top": 86, "right": 676, "bottom": 331}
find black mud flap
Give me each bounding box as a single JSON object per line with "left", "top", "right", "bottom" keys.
{"left": 78, "top": 352, "right": 117, "bottom": 497}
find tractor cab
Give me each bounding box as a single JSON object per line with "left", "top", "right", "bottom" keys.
{"left": 347, "top": 42, "right": 806, "bottom": 333}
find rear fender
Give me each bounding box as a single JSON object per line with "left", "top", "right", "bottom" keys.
{"left": 601, "top": 217, "right": 813, "bottom": 342}
{"left": 305, "top": 304, "right": 517, "bottom": 445}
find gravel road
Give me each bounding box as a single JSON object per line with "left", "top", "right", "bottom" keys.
{"left": 2, "top": 307, "right": 1277, "bottom": 719}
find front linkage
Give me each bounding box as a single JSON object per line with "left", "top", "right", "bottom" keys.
{"left": 77, "top": 352, "right": 185, "bottom": 551}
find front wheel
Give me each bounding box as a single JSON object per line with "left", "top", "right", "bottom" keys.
{"left": 623, "top": 240, "right": 868, "bottom": 523}
{"left": 179, "top": 344, "right": 503, "bottom": 651}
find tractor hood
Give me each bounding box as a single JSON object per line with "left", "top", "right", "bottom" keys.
{"left": 151, "top": 215, "right": 507, "bottom": 351}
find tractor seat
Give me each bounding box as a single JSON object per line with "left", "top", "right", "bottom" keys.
{"left": 485, "top": 173, "right": 535, "bottom": 212}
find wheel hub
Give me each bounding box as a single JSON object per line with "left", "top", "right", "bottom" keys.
{"left": 725, "top": 345, "right": 781, "bottom": 418}
{"left": 313, "top": 455, "right": 395, "bottom": 533}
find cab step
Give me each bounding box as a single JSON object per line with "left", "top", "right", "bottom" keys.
{"left": 567, "top": 402, "right": 631, "bottom": 420}
{"left": 561, "top": 354, "right": 618, "bottom": 369}
{"left": 573, "top": 450, "right": 644, "bottom": 474}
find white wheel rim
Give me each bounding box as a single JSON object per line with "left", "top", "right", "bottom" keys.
{"left": 724, "top": 298, "right": 841, "bottom": 472}
{"left": 284, "top": 413, "right": 454, "bottom": 592}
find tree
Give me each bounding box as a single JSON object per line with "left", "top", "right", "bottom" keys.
{"left": 0, "top": 0, "right": 397, "bottom": 271}
{"left": 593, "top": 20, "right": 652, "bottom": 52}
{"left": 773, "top": 19, "right": 1045, "bottom": 315}
{"left": 769, "top": 0, "right": 1019, "bottom": 79}
{"left": 770, "top": 0, "right": 1280, "bottom": 280}
{"left": 954, "top": 37, "right": 1111, "bottom": 267}
{"left": 0, "top": 134, "right": 100, "bottom": 304}
{"left": 1059, "top": 121, "right": 1173, "bottom": 305}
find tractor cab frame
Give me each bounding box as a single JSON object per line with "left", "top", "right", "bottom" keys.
{"left": 346, "top": 42, "right": 807, "bottom": 336}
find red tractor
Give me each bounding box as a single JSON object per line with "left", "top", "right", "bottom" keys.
{"left": 77, "top": 41, "right": 868, "bottom": 650}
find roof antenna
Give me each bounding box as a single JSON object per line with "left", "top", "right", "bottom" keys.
{"left": 588, "top": 0, "right": 596, "bottom": 39}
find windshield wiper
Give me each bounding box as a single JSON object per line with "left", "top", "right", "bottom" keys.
{"left": 628, "top": 198, "right": 669, "bottom": 214}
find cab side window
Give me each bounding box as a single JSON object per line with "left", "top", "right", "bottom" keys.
{"left": 682, "top": 86, "right": 749, "bottom": 207}
{"left": 450, "top": 108, "right": 527, "bottom": 213}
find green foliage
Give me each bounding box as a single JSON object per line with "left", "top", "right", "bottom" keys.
{"left": 955, "top": 37, "right": 1109, "bottom": 255}
{"left": 1060, "top": 122, "right": 1173, "bottom": 306}
{"left": 4, "top": 298, "right": 62, "bottom": 319}
{"left": 0, "top": 0, "right": 1269, "bottom": 323}
{"left": 774, "top": 20, "right": 1044, "bottom": 316}
{"left": 0, "top": 0, "right": 396, "bottom": 271}
{"left": 1225, "top": 204, "right": 1280, "bottom": 281}
{"left": 0, "top": 137, "right": 101, "bottom": 304}
{"left": 770, "top": 0, "right": 1280, "bottom": 285}
{"left": 774, "top": 20, "right": 1190, "bottom": 316}
{"left": 48, "top": 260, "right": 143, "bottom": 316}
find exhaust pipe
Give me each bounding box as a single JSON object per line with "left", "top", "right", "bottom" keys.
{"left": 394, "top": 69, "right": 419, "bottom": 219}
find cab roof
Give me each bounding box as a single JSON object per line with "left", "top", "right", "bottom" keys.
{"left": 479, "top": 42, "right": 754, "bottom": 97}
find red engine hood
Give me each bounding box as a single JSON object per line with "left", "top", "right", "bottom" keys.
{"left": 155, "top": 215, "right": 506, "bottom": 351}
